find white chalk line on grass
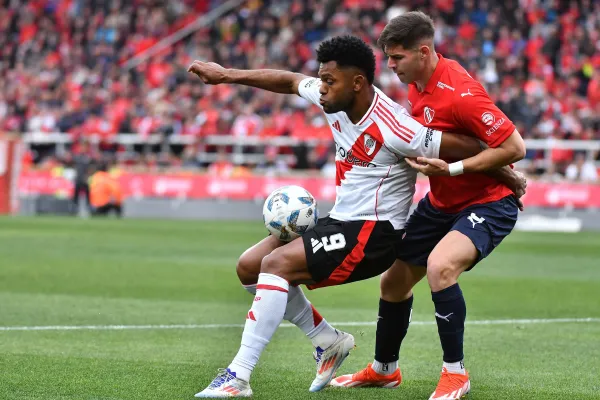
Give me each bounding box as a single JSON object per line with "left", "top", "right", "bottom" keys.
{"left": 1, "top": 317, "right": 599, "bottom": 332}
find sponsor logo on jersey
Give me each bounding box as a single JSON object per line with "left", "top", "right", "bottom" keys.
{"left": 436, "top": 81, "right": 455, "bottom": 91}
{"left": 425, "top": 128, "right": 434, "bottom": 148}
{"left": 304, "top": 78, "right": 318, "bottom": 88}
{"left": 345, "top": 151, "right": 376, "bottom": 167}
{"left": 424, "top": 107, "right": 435, "bottom": 124}
{"left": 481, "top": 112, "right": 496, "bottom": 126}
{"left": 336, "top": 142, "right": 377, "bottom": 168}
{"left": 485, "top": 117, "right": 505, "bottom": 136}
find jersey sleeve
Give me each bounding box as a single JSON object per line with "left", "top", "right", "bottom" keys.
{"left": 297, "top": 77, "right": 323, "bottom": 108}
{"left": 384, "top": 108, "right": 442, "bottom": 159}
{"left": 452, "top": 84, "right": 516, "bottom": 147}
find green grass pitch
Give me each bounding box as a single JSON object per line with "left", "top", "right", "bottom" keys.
{"left": 0, "top": 216, "right": 599, "bottom": 399}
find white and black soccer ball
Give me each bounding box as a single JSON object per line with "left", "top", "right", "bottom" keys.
{"left": 263, "top": 185, "right": 319, "bottom": 242}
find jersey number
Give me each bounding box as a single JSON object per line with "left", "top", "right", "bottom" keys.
{"left": 312, "top": 233, "right": 346, "bottom": 253}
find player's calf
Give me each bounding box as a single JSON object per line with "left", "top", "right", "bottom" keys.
{"left": 238, "top": 237, "right": 343, "bottom": 371}
{"left": 380, "top": 260, "right": 425, "bottom": 302}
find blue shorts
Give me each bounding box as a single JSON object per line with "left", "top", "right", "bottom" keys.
{"left": 396, "top": 194, "right": 518, "bottom": 270}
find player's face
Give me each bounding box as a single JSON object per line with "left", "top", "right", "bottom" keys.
{"left": 385, "top": 44, "right": 426, "bottom": 84}
{"left": 318, "top": 61, "right": 356, "bottom": 114}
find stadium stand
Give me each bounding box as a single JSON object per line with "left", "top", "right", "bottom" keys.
{"left": 1, "top": 0, "right": 599, "bottom": 181}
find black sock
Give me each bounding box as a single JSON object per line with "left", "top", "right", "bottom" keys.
{"left": 432, "top": 283, "right": 466, "bottom": 363}
{"left": 374, "top": 295, "right": 413, "bottom": 363}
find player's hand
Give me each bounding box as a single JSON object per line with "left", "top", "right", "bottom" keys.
{"left": 187, "top": 61, "right": 229, "bottom": 84}
{"left": 511, "top": 170, "right": 527, "bottom": 211}
{"left": 405, "top": 157, "right": 450, "bottom": 176}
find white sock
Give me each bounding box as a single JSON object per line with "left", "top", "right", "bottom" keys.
{"left": 243, "top": 283, "right": 339, "bottom": 350}
{"left": 443, "top": 360, "right": 466, "bottom": 375}
{"left": 229, "top": 273, "right": 289, "bottom": 382}
{"left": 372, "top": 359, "right": 398, "bottom": 375}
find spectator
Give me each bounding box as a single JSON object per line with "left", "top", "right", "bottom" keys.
{"left": 0, "top": 0, "right": 598, "bottom": 175}
{"left": 90, "top": 161, "right": 123, "bottom": 217}
{"left": 70, "top": 139, "right": 96, "bottom": 213}
{"left": 565, "top": 152, "right": 599, "bottom": 183}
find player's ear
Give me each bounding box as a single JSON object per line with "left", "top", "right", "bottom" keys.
{"left": 353, "top": 74, "right": 366, "bottom": 92}
{"left": 418, "top": 44, "right": 431, "bottom": 59}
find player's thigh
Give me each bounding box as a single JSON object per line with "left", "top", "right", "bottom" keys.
{"left": 396, "top": 195, "right": 454, "bottom": 267}
{"left": 440, "top": 195, "right": 519, "bottom": 271}
{"left": 427, "top": 195, "right": 519, "bottom": 288}
{"left": 260, "top": 235, "right": 311, "bottom": 284}
{"left": 380, "top": 259, "right": 427, "bottom": 302}
{"left": 306, "top": 218, "right": 399, "bottom": 290}
{"left": 237, "top": 235, "right": 284, "bottom": 284}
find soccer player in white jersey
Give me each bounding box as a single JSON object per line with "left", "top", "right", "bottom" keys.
{"left": 187, "top": 35, "right": 523, "bottom": 398}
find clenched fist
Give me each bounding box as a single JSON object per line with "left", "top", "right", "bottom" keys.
{"left": 187, "top": 61, "right": 229, "bottom": 84}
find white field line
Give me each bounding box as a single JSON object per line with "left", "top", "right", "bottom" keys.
{"left": 0, "top": 318, "right": 599, "bottom": 332}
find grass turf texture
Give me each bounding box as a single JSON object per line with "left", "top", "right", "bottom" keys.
{"left": 0, "top": 216, "right": 599, "bottom": 399}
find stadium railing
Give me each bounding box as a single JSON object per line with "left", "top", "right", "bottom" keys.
{"left": 21, "top": 132, "right": 600, "bottom": 168}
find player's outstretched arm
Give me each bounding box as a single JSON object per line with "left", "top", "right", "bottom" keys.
{"left": 188, "top": 61, "right": 308, "bottom": 95}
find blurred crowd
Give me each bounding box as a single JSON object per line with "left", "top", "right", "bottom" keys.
{"left": 1, "top": 0, "right": 599, "bottom": 182}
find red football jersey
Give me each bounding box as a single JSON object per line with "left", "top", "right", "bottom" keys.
{"left": 407, "top": 54, "right": 516, "bottom": 213}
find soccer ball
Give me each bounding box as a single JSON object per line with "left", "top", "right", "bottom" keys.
{"left": 263, "top": 185, "right": 319, "bottom": 242}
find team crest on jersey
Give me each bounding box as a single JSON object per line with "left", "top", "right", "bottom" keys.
{"left": 364, "top": 133, "right": 377, "bottom": 156}
{"left": 424, "top": 107, "right": 435, "bottom": 124}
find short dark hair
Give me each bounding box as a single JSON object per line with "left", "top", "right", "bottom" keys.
{"left": 316, "top": 35, "right": 376, "bottom": 84}
{"left": 377, "top": 11, "right": 435, "bottom": 51}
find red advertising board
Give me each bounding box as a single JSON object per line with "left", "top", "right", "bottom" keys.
{"left": 17, "top": 170, "right": 600, "bottom": 209}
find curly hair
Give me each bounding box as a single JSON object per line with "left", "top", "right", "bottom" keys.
{"left": 316, "top": 35, "right": 376, "bottom": 84}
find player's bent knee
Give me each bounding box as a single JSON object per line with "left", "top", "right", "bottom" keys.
{"left": 260, "top": 251, "right": 287, "bottom": 277}
{"left": 236, "top": 253, "right": 260, "bottom": 285}
{"left": 426, "top": 256, "right": 459, "bottom": 290}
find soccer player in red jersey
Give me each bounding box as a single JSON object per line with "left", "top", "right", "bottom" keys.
{"left": 331, "top": 12, "right": 526, "bottom": 400}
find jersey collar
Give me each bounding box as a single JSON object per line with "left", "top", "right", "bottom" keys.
{"left": 422, "top": 53, "right": 448, "bottom": 94}
{"left": 356, "top": 91, "right": 380, "bottom": 126}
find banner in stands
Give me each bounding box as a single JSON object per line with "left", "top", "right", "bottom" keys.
{"left": 18, "top": 170, "right": 600, "bottom": 209}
